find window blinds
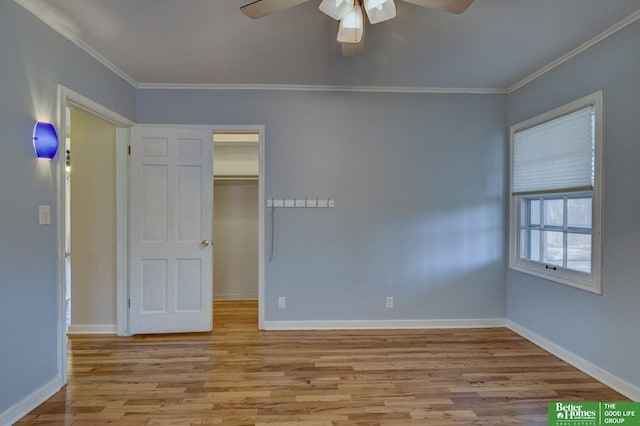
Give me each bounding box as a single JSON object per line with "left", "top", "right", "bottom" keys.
{"left": 512, "top": 106, "right": 595, "bottom": 195}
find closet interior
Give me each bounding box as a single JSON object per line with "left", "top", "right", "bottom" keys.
{"left": 213, "top": 132, "right": 259, "bottom": 301}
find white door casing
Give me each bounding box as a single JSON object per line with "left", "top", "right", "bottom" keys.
{"left": 58, "top": 85, "right": 135, "bottom": 384}
{"left": 129, "top": 126, "right": 213, "bottom": 334}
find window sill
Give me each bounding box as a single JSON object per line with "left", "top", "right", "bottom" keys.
{"left": 509, "top": 260, "right": 602, "bottom": 295}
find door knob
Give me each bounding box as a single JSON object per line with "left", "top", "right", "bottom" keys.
{"left": 201, "top": 240, "right": 210, "bottom": 247}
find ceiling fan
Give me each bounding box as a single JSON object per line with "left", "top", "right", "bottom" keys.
{"left": 240, "top": 0, "right": 474, "bottom": 56}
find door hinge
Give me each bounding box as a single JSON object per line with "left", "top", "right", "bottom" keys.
{"left": 128, "top": 146, "right": 131, "bottom": 156}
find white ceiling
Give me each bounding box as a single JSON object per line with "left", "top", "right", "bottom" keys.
{"left": 22, "top": 0, "right": 640, "bottom": 89}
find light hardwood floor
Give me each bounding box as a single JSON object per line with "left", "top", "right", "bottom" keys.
{"left": 17, "top": 301, "right": 626, "bottom": 425}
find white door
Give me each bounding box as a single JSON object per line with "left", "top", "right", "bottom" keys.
{"left": 129, "top": 126, "right": 213, "bottom": 334}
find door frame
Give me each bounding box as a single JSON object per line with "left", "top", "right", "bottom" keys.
{"left": 123, "top": 124, "right": 266, "bottom": 331}
{"left": 213, "top": 125, "right": 265, "bottom": 328}
{"left": 57, "top": 85, "right": 134, "bottom": 383}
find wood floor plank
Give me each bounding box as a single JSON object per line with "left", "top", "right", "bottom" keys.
{"left": 16, "top": 300, "right": 628, "bottom": 425}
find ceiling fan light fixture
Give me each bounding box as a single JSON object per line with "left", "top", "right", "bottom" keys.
{"left": 363, "top": 0, "right": 396, "bottom": 24}
{"left": 319, "top": 0, "right": 354, "bottom": 21}
{"left": 337, "top": 4, "right": 364, "bottom": 43}
{"left": 364, "top": 0, "right": 386, "bottom": 10}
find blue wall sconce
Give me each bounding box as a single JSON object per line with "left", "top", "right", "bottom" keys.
{"left": 33, "top": 122, "right": 59, "bottom": 159}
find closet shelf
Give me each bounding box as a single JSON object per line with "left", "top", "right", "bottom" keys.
{"left": 214, "top": 175, "right": 258, "bottom": 181}
{"left": 214, "top": 140, "right": 258, "bottom": 147}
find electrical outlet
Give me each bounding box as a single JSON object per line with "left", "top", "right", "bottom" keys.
{"left": 386, "top": 297, "right": 394, "bottom": 309}
{"left": 278, "top": 296, "right": 286, "bottom": 309}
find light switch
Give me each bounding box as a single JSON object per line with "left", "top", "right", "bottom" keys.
{"left": 39, "top": 205, "right": 51, "bottom": 225}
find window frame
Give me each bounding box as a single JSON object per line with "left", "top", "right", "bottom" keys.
{"left": 508, "top": 91, "right": 603, "bottom": 294}
{"left": 519, "top": 192, "right": 593, "bottom": 272}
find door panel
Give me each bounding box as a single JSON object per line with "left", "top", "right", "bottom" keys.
{"left": 130, "top": 126, "right": 212, "bottom": 334}
{"left": 141, "top": 260, "right": 167, "bottom": 313}
{"left": 176, "top": 259, "right": 202, "bottom": 311}
{"left": 142, "top": 164, "right": 168, "bottom": 242}
{"left": 176, "top": 166, "right": 202, "bottom": 241}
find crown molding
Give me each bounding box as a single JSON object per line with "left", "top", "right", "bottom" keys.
{"left": 509, "top": 8, "right": 640, "bottom": 93}
{"left": 13, "top": 0, "right": 640, "bottom": 96}
{"left": 12, "top": 0, "right": 504, "bottom": 94}
{"left": 13, "top": 0, "right": 138, "bottom": 87}
{"left": 136, "top": 83, "right": 507, "bottom": 94}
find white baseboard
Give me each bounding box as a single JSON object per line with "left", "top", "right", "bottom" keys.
{"left": 67, "top": 324, "right": 117, "bottom": 334}
{"left": 507, "top": 320, "right": 640, "bottom": 401}
{"left": 0, "top": 375, "right": 62, "bottom": 426}
{"left": 214, "top": 294, "right": 258, "bottom": 301}
{"left": 263, "top": 318, "right": 506, "bottom": 331}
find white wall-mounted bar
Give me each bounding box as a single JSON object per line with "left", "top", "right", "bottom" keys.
{"left": 267, "top": 198, "right": 335, "bottom": 208}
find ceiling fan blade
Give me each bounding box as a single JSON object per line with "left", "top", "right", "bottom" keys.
{"left": 341, "top": 6, "right": 365, "bottom": 57}
{"left": 240, "top": 0, "right": 312, "bottom": 19}
{"left": 400, "top": 0, "right": 473, "bottom": 14}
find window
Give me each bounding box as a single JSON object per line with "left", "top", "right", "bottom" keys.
{"left": 509, "top": 92, "right": 603, "bottom": 294}
{"left": 520, "top": 194, "right": 592, "bottom": 273}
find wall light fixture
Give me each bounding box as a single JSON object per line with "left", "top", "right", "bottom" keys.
{"left": 33, "top": 122, "right": 59, "bottom": 159}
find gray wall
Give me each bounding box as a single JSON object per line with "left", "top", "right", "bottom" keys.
{"left": 4, "top": 0, "right": 638, "bottom": 414}
{"left": 0, "top": 1, "right": 134, "bottom": 414}
{"left": 137, "top": 90, "right": 508, "bottom": 321}
{"left": 507, "top": 20, "right": 640, "bottom": 388}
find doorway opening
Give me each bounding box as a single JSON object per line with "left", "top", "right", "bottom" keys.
{"left": 64, "top": 106, "right": 118, "bottom": 334}
{"left": 58, "top": 85, "right": 134, "bottom": 384}
{"left": 213, "top": 131, "right": 260, "bottom": 326}
{"left": 124, "top": 124, "right": 265, "bottom": 334}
